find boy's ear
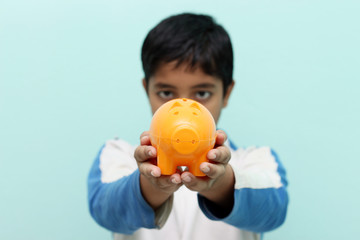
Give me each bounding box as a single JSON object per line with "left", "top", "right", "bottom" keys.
{"left": 223, "top": 80, "right": 235, "bottom": 108}
{"left": 142, "top": 78, "right": 148, "bottom": 94}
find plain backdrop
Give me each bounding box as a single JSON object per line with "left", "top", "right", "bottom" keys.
{"left": 1, "top": 0, "right": 359, "bottom": 239}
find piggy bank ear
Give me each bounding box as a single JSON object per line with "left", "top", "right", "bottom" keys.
{"left": 170, "top": 101, "right": 182, "bottom": 109}
{"left": 190, "top": 102, "right": 201, "bottom": 111}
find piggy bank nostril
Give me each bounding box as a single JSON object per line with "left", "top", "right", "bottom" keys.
{"left": 171, "top": 127, "right": 199, "bottom": 154}
{"left": 174, "top": 111, "right": 179, "bottom": 115}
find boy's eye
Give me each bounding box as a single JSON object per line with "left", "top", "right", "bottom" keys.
{"left": 195, "top": 91, "right": 211, "bottom": 100}
{"left": 157, "top": 91, "right": 174, "bottom": 99}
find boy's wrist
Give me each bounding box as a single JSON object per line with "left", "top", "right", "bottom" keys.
{"left": 139, "top": 173, "right": 175, "bottom": 210}
{"left": 199, "top": 164, "right": 235, "bottom": 208}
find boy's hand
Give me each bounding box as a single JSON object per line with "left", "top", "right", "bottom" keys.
{"left": 180, "top": 130, "right": 235, "bottom": 209}
{"left": 134, "top": 131, "right": 182, "bottom": 209}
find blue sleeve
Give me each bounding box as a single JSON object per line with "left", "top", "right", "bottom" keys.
{"left": 87, "top": 146, "right": 157, "bottom": 234}
{"left": 198, "top": 149, "right": 289, "bottom": 233}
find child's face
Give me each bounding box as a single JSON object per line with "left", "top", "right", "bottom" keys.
{"left": 143, "top": 62, "right": 234, "bottom": 124}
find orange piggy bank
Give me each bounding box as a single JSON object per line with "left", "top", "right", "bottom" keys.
{"left": 149, "top": 98, "right": 216, "bottom": 176}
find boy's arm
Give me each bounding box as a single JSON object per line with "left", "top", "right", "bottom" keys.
{"left": 87, "top": 140, "right": 170, "bottom": 234}
{"left": 198, "top": 146, "right": 289, "bottom": 232}
{"left": 179, "top": 130, "right": 235, "bottom": 216}
{"left": 134, "top": 132, "right": 182, "bottom": 210}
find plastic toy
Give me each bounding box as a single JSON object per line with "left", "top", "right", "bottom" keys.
{"left": 149, "top": 98, "right": 216, "bottom": 176}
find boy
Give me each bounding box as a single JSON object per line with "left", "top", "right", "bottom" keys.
{"left": 88, "top": 13, "right": 288, "bottom": 240}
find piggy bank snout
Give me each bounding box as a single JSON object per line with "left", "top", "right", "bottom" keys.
{"left": 171, "top": 126, "right": 199, "bottom": 155}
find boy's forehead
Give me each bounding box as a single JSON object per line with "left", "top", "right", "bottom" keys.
{"left": 164, "top": 60, "right": 196, "bottom": 70}
{"left": 150, "top": 61, "right": 221, "bottom": 86}
{"left": 154, "top": 61, "right": 199, "bottom": 76}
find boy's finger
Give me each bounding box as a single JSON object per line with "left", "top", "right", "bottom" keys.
{"left": 140, "top": 135, "right": 151, "bottom": 146}
{"left": 181, "top": 172, "right": 209, "bottom": 191}
{"left": 207, "top": 146, "right": 231, "bottom": 164}
{"left": 200, "top": 162, "right": 226, "bottom": 179}
{"left": 215, "top": 130, "right": 227, "bottom": 146}
{"left": 156, "top": 174, "right": 182, "bottom": 187}
{"left": 140, "top": 131, "right": 150, "bottom": 139}
{"left": 140, "top": 131, "right": 151, "bottom": 145}
{"left": 169, "top": 173, "right": 182, "bottom": 185}
{"left": 139, "top": 162, "right": 161, "bottom": 178}
{"left": 134, "top": 145, "right": 157, "bottom": 162}
{"left": 181, "top": 172, "right": 197, "bottom": 185}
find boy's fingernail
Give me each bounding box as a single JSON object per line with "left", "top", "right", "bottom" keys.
{"left": 151, "top": 171, "right": 156, "bottom": 177}
{"left": 202, "top": 166, "right": 210, "bottom": 173}
{"left": 183, "top": 176, "right": 191, "bottom": 183}
{"left": 171, "top": 178, "right": 178, "bottom": 184}
{"left": 208, "top": 152, "right": 216, "bottom": 159}
{"left": 148, "top": 150, "right": 154, "bottom": 157}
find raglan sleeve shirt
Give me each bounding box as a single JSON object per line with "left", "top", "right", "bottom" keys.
{"left": 87, "top": 138, "right": 288, "bottom": 234}
{"left": 198, "top": 144, "right": 289, "bottom": 233}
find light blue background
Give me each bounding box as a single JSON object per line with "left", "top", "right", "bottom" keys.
{"left": 1, "top": 0, "right": 359, "bottom": 239}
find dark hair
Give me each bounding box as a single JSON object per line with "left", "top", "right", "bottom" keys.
{"left": 141, "top": 13, "right": 233, "bottom": 96}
